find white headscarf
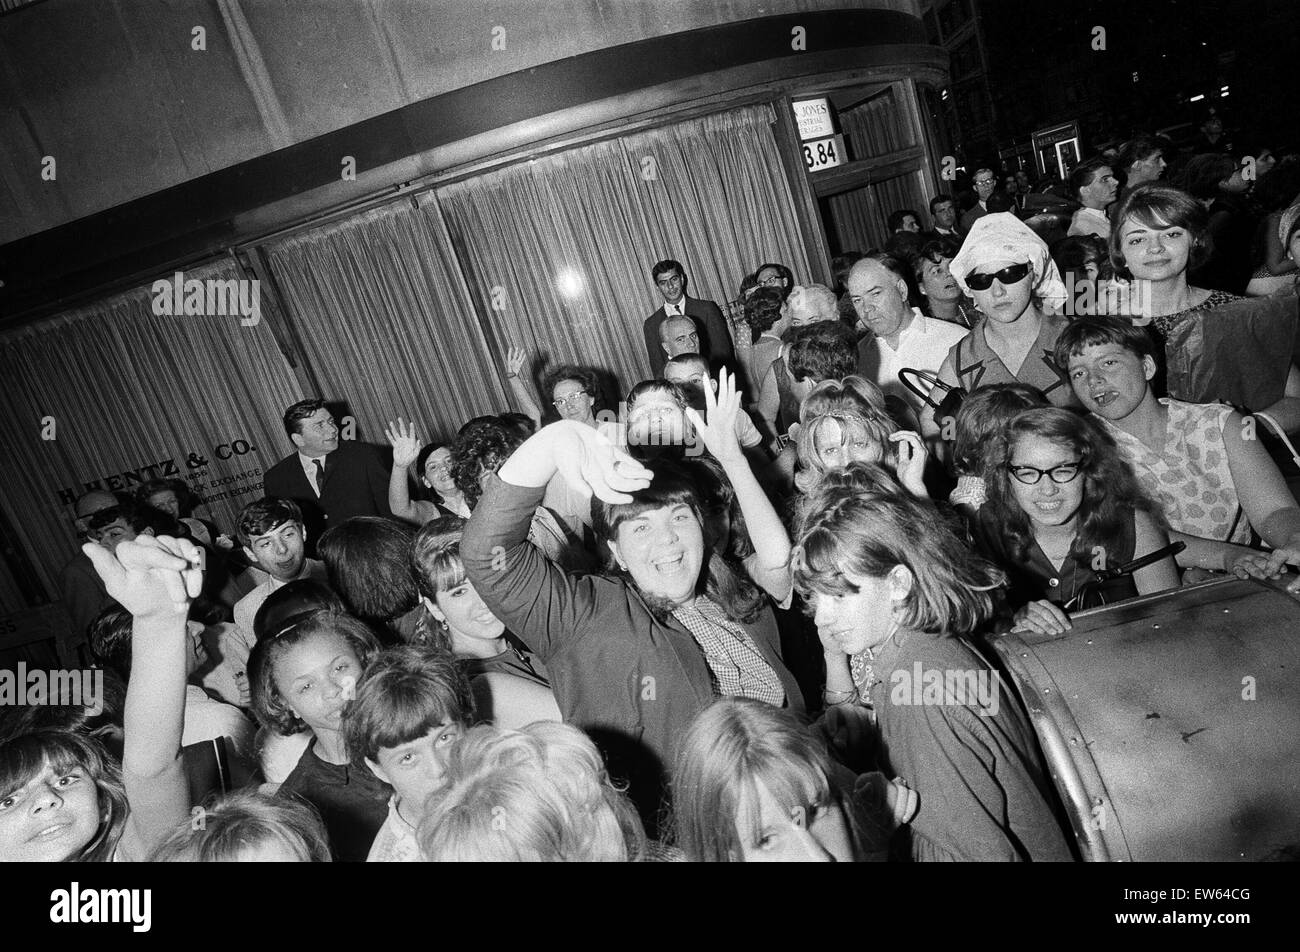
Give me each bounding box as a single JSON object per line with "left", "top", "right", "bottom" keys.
{"left": 950, "top": 212, "right": 1068, "bottom": 312}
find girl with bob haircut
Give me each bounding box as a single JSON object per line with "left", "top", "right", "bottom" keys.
{"left": 792, "top": 463, "right": 1073, "bottom": 861}
{"left": 417, "top": 721, "right": 646, "bottom": 862}
{"left": 0, "top": 729, "right": 131, "bottom": 862}
{"left": 979, "top": 408, "right": 1180, "bottom": 635}
{"left": 248, "top": 609, "right": 388, "bottom": 862}
{"left": 461, "top": 370, "right": 803, "bottom": 833}
{"left": 1, "top": 535, "right": 206, "bottom": 861}
{"left": 791, "top": 376, "right": 927, "bottom": 498}
{"left": 671, "top": 697, "right": 864, "bottom": 862}
{"left": 410, "top": 517, "right": 561, "bottom": 729}
{"left": 1110, "top": 184, "right": 1300, "bottom": 430}
{"left": 1055, "top": 315, "right": 1300, "bottom": 592}
{"left": 342, "top": 644, "right": 475, "bottom": 862}
{"left": 149, "top": 789, "right": 331, "bottom": 862}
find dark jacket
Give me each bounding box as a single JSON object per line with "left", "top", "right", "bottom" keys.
{"left": 643, "top": 295, "right": 734, "bottom": 378}
{"left": 868, "top": 629, "right": 1074, "bottom": 862}
{"left": 461, "top": 474, "right": 803, "bottom": 826}
{"left": 262, "top": 440, "right": 392, "bottom": 553}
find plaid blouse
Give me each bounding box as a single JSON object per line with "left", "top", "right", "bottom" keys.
{"left": 672, "top": 596, "right": 786, "bottom": 707}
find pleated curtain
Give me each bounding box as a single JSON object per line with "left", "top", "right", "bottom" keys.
{"left": 0, "top": 260, "right": 300, "bottom": 601}
{"left": 438, "top": 103, "right": 813, "bottom": 405}
{"left": 261, "top": 199, "right": 509, "bottom": 445}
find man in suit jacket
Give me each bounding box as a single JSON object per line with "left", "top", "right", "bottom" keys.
{"left": 642, "top": 258, "right": 734, "bottom": 378}
{"left": 924, "top": 194, "right": 965, "bottom": 245}
{"left": 959, "top": 168, "right": 998, "bottom": 233}
{"left": 262, "top": 399, "right": 392, "bottom": 555}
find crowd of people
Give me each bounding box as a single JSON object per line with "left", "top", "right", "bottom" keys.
{"left": 4, "top": 121, "right": 1300, "bottom": 863}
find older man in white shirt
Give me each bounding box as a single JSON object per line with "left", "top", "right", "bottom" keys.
{"left": 850, "top": 255, "right": 968, "bottom": 438}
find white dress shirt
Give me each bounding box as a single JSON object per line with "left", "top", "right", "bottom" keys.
{"left": 1068, "top": 206, "right": 1111, "bottom": 239}
{"left": 298, "top": 451, "right": 328, "bottom": 496}
{"left": 857, "top": 308, "right": 969, "bottom": 431}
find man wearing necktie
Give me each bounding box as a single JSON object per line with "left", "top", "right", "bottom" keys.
{"left": 642, "top": 258, "right": 734, "bottom": 379}
{"left": 262, "top": 398, "right": 393, "bottom": 555}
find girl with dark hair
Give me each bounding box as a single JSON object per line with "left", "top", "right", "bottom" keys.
{"left": 1, "top": 535, "right": 203, "bottom": 861}
{"left": 248, "top": 609, "right": 386, "bottom": 862}
{"left": 460, "top": 370, "right": 802, "bottom": 832}
{"left": 411, "top": 516, "right": 561, "bottom": 729}
{"left": 1110, "top": 183, "right": 1300, "bottom": 430}
{"left": 978, "top": 408, "right": 1179, "bottom": 635}
{"left": 384, "top": 420, "right": 471, "bottom": 523}
{"left": 792, "top": 464, "right": 1072, "bottom": 861}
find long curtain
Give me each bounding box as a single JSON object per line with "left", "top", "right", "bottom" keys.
{"left": 0, "top": 260, "right": 300, "bottom": 599}
{"left": 438, "top": 103, "right": 813, "bottom": 404}
{"left": 261, "top": 199, "right": 508, "bottom": 444}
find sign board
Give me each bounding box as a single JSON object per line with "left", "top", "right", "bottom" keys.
{"left": 791, "top": 98, "right": 835, "bottom": 141}
{"left": 802, "top": 134, "right": 846, "bottom": 173}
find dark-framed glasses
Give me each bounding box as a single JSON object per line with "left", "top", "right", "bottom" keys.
{"left": 966, "top": 262, "right": 1031, "bottom": 291}
{"left": 1007, "top": 460, "right": 1084, "bottom": 486}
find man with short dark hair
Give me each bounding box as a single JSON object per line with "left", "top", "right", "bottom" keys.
{"left": 1067, "top": 158, "right": 1118, "bottom": 238}
{"left": 925, "top": 194, "right": 964, "bottom": 243}
{"left": 642, "top": 259, "right": 733, "bottom": 378}
{"left": 1111, "top": 136, "right": 1168, "bottom": 223}
{"left": 262, "top": 398, "right": 392, "bottom": 554}
{"left": 229, "top": 496, "right": 329, "bottom": 664}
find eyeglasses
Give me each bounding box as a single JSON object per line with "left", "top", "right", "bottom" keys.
{"left": 1007, "top": 461, "right": 1084, "bottom": 485}
{"left": 965, "top": 262, "right": 1031, "bottom": 291}
{"left": 974, "top": 178, "right": 996, "bottom": 188}
{"left": 552, "top": 391, "right": 590, "bottom": 408}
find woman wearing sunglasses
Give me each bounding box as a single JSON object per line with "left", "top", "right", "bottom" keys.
{"left": 925, "top": 215, "right": 1080, "bottom": 439}
{"left": 976, "top": 407, "right": 1179, "bottom": 636}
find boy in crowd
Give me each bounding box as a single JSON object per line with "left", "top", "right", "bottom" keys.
{"left": 230, "top": 498, "right": 330, "bottom": 669}
{"left": 342, "top": 645, "right": 476, "bottom": 862}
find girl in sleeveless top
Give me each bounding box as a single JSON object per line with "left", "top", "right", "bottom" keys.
{"left": 927, "top": 214, "right": 1080, "bottom": 441}
{"left": 977, "top": 408, "right": 1179, "bottom": 636}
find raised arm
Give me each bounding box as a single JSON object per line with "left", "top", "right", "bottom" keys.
{"left": 505, "top": 346, "right": 544, "bottom": 427}
{"left": 462, "top": 422, "right": 653, "bottom": 656}
{"left": 384, "top": 418, "right": 440, "bottom": 525}
{"left": 84, "top": 535, "right": 199, "bottom": 860}
{"left": 757, "top": 360, "right": 782, "bottom": 451}
{"left": 686, "top": 369, "right": 792, "bottom": 602}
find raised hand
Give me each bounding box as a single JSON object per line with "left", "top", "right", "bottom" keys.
{"left": 551, "top": 422, "right": 653, "bottom": 504}
{"left": 506, "top": 346, "right": 528, "bottom": 377}
{"left": 889, "top": 430, "right": 929, "bottom": 498}
{"left": 683, "top": 367, "right": 745, "bottom": 465}
{"left": 384, "top": 418, "right": 423, "bottom": 468}
{"left": 83, "top": 535, "right": 203, "bottom": 620}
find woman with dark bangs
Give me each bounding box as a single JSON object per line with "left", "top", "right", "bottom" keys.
{"left": 978, "top": 408, "right": 1179, "bottom": 636}
{"left": 791, "top": 464, "right": 1072, "bottom": 861}
{"left": 461, "top": 370, "right": 803, "bottom": 832}
{"left": 1112, "top": 183, "right": 1300, "bottom": 430}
